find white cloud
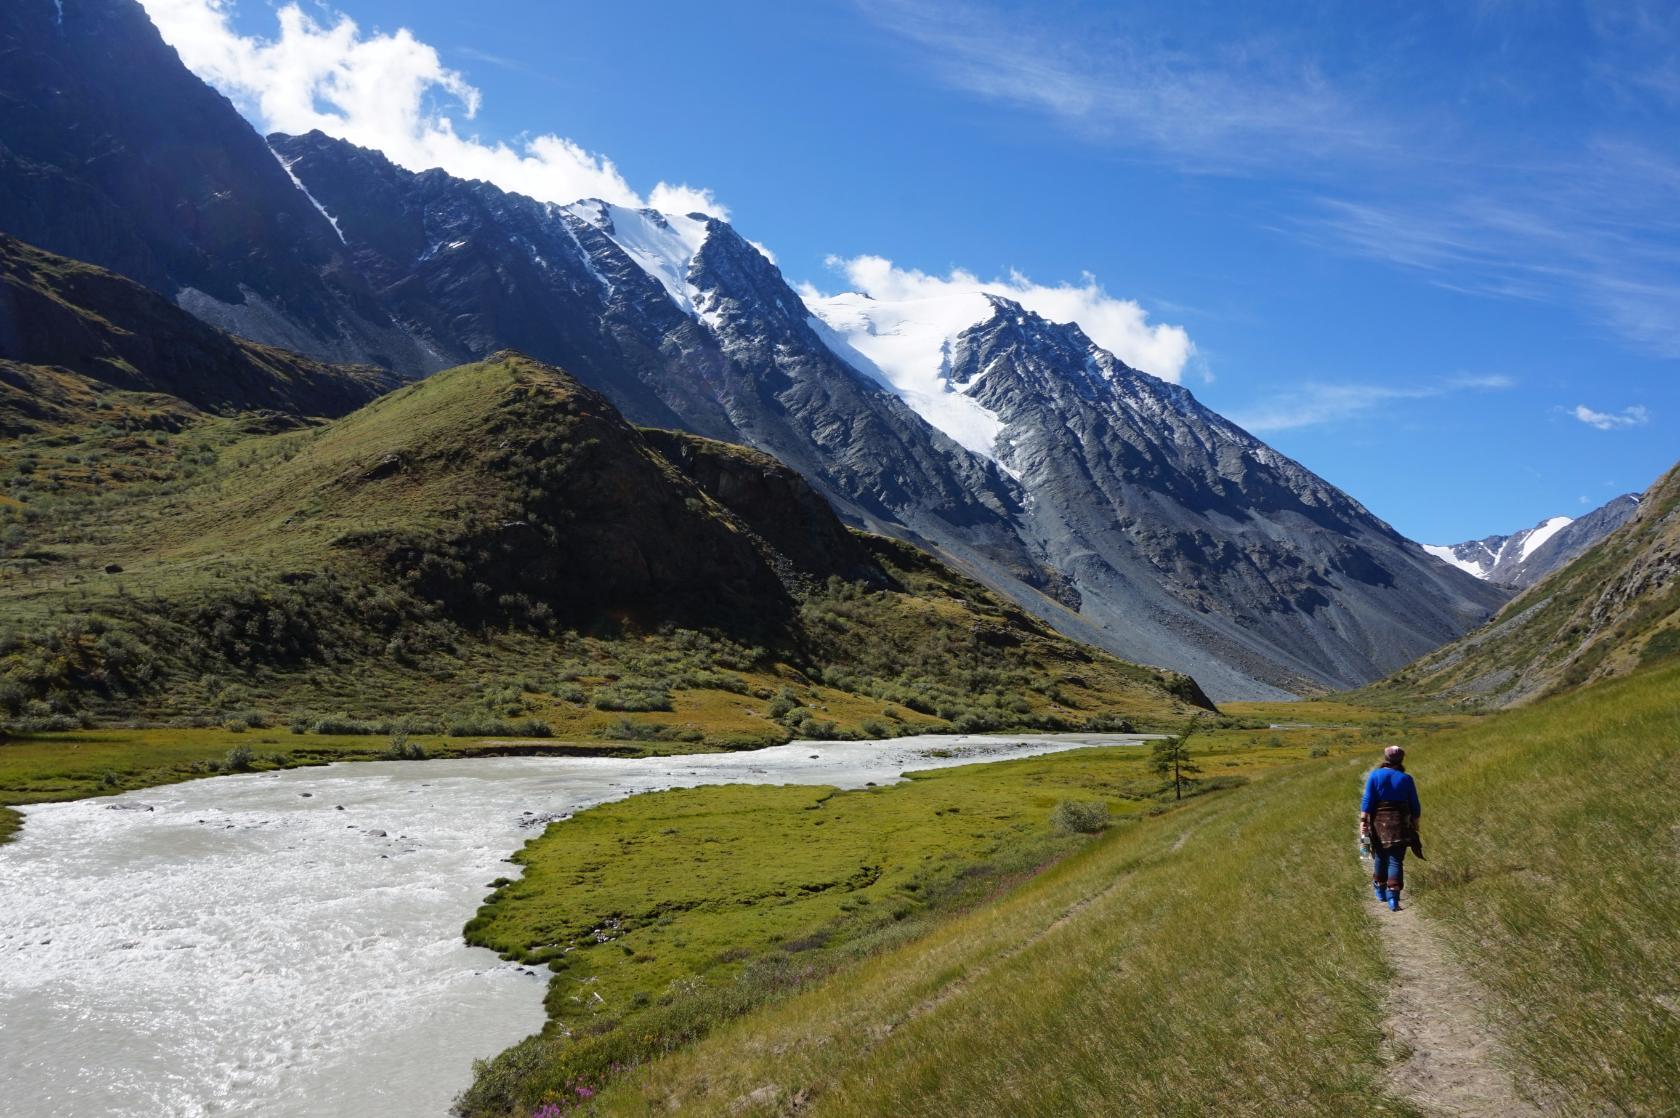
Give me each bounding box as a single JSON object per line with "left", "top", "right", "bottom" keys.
{"left": 136, "top": 0, "right": 727, "bottom": 216}
{"left": 857, "top": 0, "right": 1394, "bottom": 175}
{"left": 808, "top": 255, "right": 1195, "bottom": 382}
{"left": 1571, "top": 403, "right": 1650, "bottom": 430}
{"left": 1228, "top": 375, "right": 1514, "bottom": 433}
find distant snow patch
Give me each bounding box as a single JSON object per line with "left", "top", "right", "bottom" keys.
{"left": 1518, "top": 516, "right": 1573, "bottom": 562}
{"left": 1421, "top": 544, "right": 1488, "bottom": 578}
{"left": 270, "top": 147, "right": 346, "bottom": 244}
{"left": 563, "top": 200, "right": 711, "bottom": 317}
{"left": 805, "top": 291, "right": 1013, "bottom": 468}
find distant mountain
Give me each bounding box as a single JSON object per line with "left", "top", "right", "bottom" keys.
{"left": 807, "top": 290, "right": 1509, "bottom": 696}
{"left": 1371, "top": 461, "right": 1680, "bottom": 708}
{"left": 1424, "top": 493, "right": 1642, "bottom": 588}
{"left": 0, "top": 0, "right": 1509, "bottom": 698}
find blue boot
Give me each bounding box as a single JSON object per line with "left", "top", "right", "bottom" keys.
{"left": 1373, "top": 882, "right": 1389, "bottom": 902}
{"left": 1387, "top": 890, "right": 1401, "bottom": 912}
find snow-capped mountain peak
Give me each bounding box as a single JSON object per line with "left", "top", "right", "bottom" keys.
{"left": 561, "top": 200, "right": 714, "bottom": 317}
{"left": 1518, "top": 516, "right": 1573, "bottom": 562}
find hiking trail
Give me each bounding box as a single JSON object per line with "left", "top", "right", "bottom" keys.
{"left": 1370, "top": 893, "right": 1547, "bottom": 1117}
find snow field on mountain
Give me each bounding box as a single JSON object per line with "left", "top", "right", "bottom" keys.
{"left": 805, "top": 290, "right": 1011, "bottom": 465}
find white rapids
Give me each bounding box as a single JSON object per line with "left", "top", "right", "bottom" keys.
{"left": 0, "top": 732, "right": 1149, "bottom": 1117}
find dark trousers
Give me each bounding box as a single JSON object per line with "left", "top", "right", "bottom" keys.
{"left": 1372, "top": 839, "right": 1406, "bottom": 890}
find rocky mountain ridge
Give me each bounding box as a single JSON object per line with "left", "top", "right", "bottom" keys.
{"left": 1370, "top": 462, "right": 1680, "bottom": 708}
{"left": 1424, "top": 493, "right": 1641, "bottom": 588}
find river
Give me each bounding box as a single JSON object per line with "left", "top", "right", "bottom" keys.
{"left": 0, "top": 732, "right": 1148, "bottom": 1117}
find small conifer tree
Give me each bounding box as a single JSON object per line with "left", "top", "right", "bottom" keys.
{"left": 1151, "top": 720, "right": 1203, "bottom": 800}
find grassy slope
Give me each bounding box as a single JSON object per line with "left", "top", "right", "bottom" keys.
{"left": 1363, "top": 460, "right": 1680, "bottom": 710}
{"left": 460, "top": 665, "right": 1679, "bottom": 1118}
{"left": 455, "top": 707, "right": 1469, "bottom": 1116}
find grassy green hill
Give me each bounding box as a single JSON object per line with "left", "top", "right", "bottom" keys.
{"left": 0, "top": 349, "right": 1208, "bottom": 748}
{"left": 1363, "top": 459, "right": 1680, "bottom": 709}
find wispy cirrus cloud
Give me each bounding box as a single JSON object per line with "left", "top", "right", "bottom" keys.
{"left": 855, "top": 0, "right": 1397, "bottom": 174}
{"left": 1227, "top": 375, "right": 1515, "bottom": 434}
{"left": 1570, "top": 403, "right": 1651, "bottom": 430}
{"left": 860, "top": 0, "right": 1680, "bottom": 360}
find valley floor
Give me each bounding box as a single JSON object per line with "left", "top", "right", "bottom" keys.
{"left": 458, "top": 670, "right": 1678, "bottom": 1117}
{"left": 4, "top": 667, "right": 1673, "bottom": 1117}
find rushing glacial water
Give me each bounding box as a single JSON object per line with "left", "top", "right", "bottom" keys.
{"left": 0, "top": 732, "right": 1147, "bottom": 1118}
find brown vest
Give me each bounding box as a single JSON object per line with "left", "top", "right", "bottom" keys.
{"left": 1370, "top": 801, "right": 1412, "bottom": 846}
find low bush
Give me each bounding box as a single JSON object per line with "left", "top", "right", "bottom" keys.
{"left": 1050, "top": 799, "right": 1110, "bottom": 834}
{"left": 383, "top": 731, "right": 427, "bottom": 761}
{"left": 593, "top": 681, "right": 674, "bottom": 712}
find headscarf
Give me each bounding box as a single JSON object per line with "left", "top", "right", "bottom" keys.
{"left": 1382, "top": 744, "right": 1405, "bottom": 771}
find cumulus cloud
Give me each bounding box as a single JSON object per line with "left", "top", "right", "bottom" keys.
{"left": 136, "top": 0, "right": 727, "bottom": 215}
{"left": 806, "top": 255, "right": 1194, "bottom": 383}
{"left": 1571, "top": 404, "right": 1650, "bottom": 430}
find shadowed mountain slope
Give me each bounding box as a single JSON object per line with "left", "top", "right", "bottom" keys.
{"left": 0, "top": 0, "right": 436, "bottom": 369}
{"left": 0, "top": 234, "right": 401, "bottom": 423}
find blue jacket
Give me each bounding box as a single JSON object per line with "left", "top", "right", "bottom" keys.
{"left": 1361, "top": 766, "right": 1420, "bottom": 816}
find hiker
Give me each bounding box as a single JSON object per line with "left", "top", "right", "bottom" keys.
{"left": 1360, "top": 744, "right": 1420, "bottom": 912}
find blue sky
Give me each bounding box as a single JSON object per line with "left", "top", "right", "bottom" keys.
{"left": 142, "top": 0, "right": 1678, "bottom": 543}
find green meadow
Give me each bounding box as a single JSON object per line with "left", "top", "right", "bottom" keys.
{"left": 455, "top": 664, "right": 1677, "bottom": 1117}
{"left": 455, "top": 706, "right": 1461, "bottom": 1116}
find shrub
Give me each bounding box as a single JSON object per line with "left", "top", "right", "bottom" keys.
{"left": 383, "top": 731, "right": 427, "bottom": 760}
{"left": 310, "top": 715, "right": 385, "bottom": 736}
{"left": 224, "top": 745, "right": 254, "bottom": 771}
{"left": 1050, "top": 799, "right": 1110, "bottom": 835}
{"left": 593, "top": 681, "right": 674, "bottom": 712}
{"left": 446, "top": 717, "right": 553, "bottom": 738}
{"left": 767, "top": 689, "right": 799, "bottom": 719}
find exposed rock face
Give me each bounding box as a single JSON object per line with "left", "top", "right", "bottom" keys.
{"left": 1372, "top": 461, "right": 1680, "bottom": 708}
{"left": 0, "top": 234, "right": 400, "bottom": 417}
{"left": 0, "top": 0, "right": 437, "bottom": 370}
